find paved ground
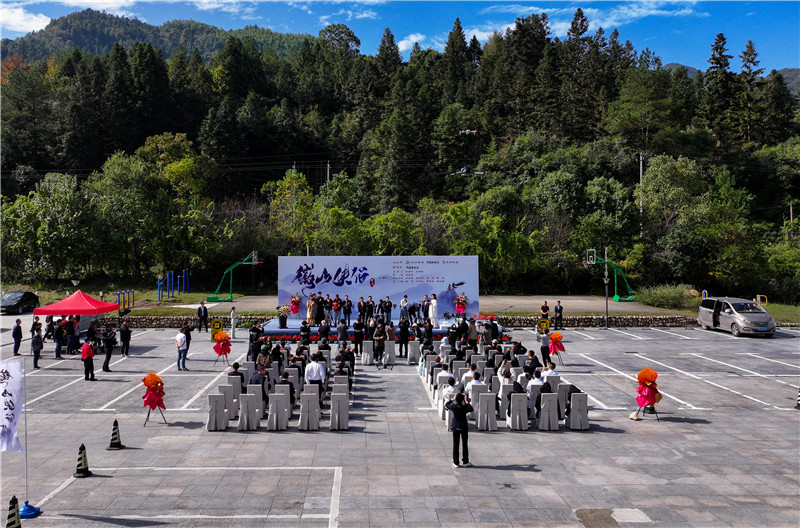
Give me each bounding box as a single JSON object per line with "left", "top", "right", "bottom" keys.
{"left": 1, "top": 325, "right": 799, "bottom": 527}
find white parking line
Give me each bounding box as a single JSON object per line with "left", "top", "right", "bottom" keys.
{"left": 558, "top": 376, "right": 625, "bottom": 410}
{"left": 636, "top": 353, "right": 783, "bottom": 409}
{"left": 606, "top": 328, "right": 650, "bottom": 340}
{"left": 179, "top": 351, "right": 248, "bottom": 409}
{"left": 27, "top": 356, "right": 128, "bottom": 405}
{"left": 741, "top": 353, "right": 800, "bottom": 369}
{"left": 85, "top": 359, "right": 178, "bottom": 411}
{"left": 570, "top": 330, "right": 598, "bottom": 340}
{"left": 689, "top": 353, "right": 799, "bottom": 389}
{"left": 692, "top": 328, "right": 738, "bottom": 340}
{"left": 647, "top": 327, "right": 696, "bottom": 340}
{"left": 578, "top": 353, "right": 700, "bottom": 409}
{"left": 26, "top": 359, "right": 68, "bottom": 374}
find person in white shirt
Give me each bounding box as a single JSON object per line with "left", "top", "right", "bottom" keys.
{"left": 435, "top": 365, "right": 453, "bottom": 397}
{"left": 305, "top": 353, "right": 327, "bottom": 405}
{"left": 542, "top": 362, "right": 559, "bottom": 378}
{"left": 527, "top": 370, "right": 545, "bottom": 396}
{"left": 441, "top": 377, "right": 458, "bottom": 402}
{"left": 465, "top": 372, "right": 485, "bottom": 402}
{"left": 460, "top": 363, "right": 477, "bottom": 389}
{"left": 175, "top": 328, "right": 188, "bottom": 371}
{"left": 230, "top": 307, "right": 238, "bottom": 338}
{"left": 429, "top": 293, "right": 438, "bottom": 328}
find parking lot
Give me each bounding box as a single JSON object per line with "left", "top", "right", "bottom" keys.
{"left": 1, "top": 320, "right": 798, "bottom": 527}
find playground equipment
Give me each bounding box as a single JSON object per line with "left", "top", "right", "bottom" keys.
{"left": 207, "top": 251, "right": 263, "bottom": 302}
{"left": 157, "top": 269, "right": 189, "bottom": 301}
{"left": 583, "top": 249, "right": 635, "bottom": 302}
{"left": 113, "top": 290, "right": 135, "bottom": 310}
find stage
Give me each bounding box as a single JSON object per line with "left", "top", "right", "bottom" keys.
{"left": 257, "top": 316, "right": 503, "bottom": 341}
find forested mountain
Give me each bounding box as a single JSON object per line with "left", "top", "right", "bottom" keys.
{"left": 2, "top": 9, "right": 798, "bottom": 301}
{"left": 0, "top": 9, "right": 310, "bottom": 62}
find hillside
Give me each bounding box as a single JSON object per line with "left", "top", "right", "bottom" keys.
{"left": 778, "top": 68, "right": 799, "bottom": 94}
{"left": 0, "top": 8, "right": 311, "bottom": 63}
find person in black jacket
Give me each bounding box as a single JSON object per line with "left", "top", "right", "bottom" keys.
{"left": 197, "top": 301, "right": 209, "bottom": 332}
{"left": 397, "top": 317, "right": 410, "bottom": 358}
{"left": 445, "top": 393, "right": 473, "bottom": 468}
{"left": 352, "top": 318, "right": 364, "bottom": 357}
{"left": 119, "top": 321, "right": 132, "bottom": 357}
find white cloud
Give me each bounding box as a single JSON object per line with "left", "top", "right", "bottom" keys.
{"left": 1, "top": 5, "right": 51, "bottom": 33}
{"left": 481, "top": 4, "right": 573, "bottom": 17}
{"left": 397, "top": 32, "right": 424, "bottom": 52}
{"left": 188, "top": 0, "right": 259, "bottom": 19}
{"left": 287, "top": 1, "right": 313, "bottom": 15}
{"left": 59, "top": 0, "right": 137, "bottom": 17}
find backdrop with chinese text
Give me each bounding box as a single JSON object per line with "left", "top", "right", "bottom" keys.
{"left": 278, "top": 255, "right": 479, "bottom": 318}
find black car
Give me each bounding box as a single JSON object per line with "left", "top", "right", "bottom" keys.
{"left": 0, "top": 291, "right": 40, "bottom": 314}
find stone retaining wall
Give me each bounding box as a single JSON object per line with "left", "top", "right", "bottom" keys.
{"left": 98, "top": 315, "right": 272, "bottom": 329}
{"left": 497, "top": 315, "right": 699, "bottom": 328}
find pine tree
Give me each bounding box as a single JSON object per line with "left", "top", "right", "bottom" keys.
{"left": 376, "top": 27, "right": 402, "bottom": 97}
{"left": 736, "top": 40, "right": 764, "bottom": 145}
{"left": 756, "top": 70, "right": 795, "bottom": 145}
{"left": 699, "top": 33, "right": 737, "bottom": 148}
{"left": 441, "top": 18, "right": 469, "bottom": 105}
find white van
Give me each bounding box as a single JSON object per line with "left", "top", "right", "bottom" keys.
{"left": 697, "top": 297, "right": 776, "bottom": 338}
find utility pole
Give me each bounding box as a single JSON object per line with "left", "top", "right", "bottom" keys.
{"left": 327, "top": 160, "right": 330, "bottom": 183}
{"left": 603, "top": 246, "right": 610, "bottom": 329}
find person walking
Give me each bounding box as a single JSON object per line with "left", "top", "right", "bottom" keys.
{"left": 445, "top": 393, "right": 473, "bottom": 468}
{"left": 197, "top": 301, "right": 209, "bottom": 332}
{"left": 31, "top": 327, "right": 44, "bottom": 369}
{"left": 175, "top": 327, "right": 188, "bottom": 371}
{"left": 12, "top": 319, "right": 23, "bottom": 356}
{"left": 230, "top": 306, "right": 238, "bottom": 338}
{"left": 538, "top": 327, "right": 551, "bottom": 368}
{"left": 119, "top": 321, "right": 132, "bottom": 356}
{"left": 81, "top": 337, "right": 96, "bottom": 381}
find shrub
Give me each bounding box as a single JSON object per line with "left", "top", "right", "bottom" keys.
{"left": 637, "top": 284, "right": 701, "bottom": 309}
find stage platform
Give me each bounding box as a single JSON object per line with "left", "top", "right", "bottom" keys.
{"left": 257, "top": 316, "right": 503, "bottom": 340}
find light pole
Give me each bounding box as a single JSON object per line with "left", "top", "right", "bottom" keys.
{"left": 603, "top": 276, "right": 610, "bottom": 329}
{"left": 603, "top": 246, "right": 609, "bottom": 329}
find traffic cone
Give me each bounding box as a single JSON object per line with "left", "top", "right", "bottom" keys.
{"left": 73, "top": 443, "right": 92, "bottom": 478}
{"left": 106, "top": 419, "right": 125, "bottom": 450}
{"left": 6, "top": 495, "right": 21, "bottom": 528}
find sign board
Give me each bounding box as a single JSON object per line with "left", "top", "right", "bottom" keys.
{"left": 278, "top": 256, "right": 479, "bottom": 318}
{"left": 211, "top": 320, "right": 223, "bottom": 340}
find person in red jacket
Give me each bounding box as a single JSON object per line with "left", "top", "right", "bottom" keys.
{"left": 81, "top": 337, "right": 96, "bottom": 381}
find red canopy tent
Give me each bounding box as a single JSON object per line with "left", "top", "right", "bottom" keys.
{"left": 34, "top": 290, "right": 120, "bottom": 316}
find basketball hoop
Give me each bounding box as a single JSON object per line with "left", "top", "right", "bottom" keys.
{"left": 586, "top": 249, "right": 597, "bottom": 265}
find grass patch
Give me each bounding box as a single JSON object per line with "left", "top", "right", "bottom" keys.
{"left": 762, "top": 303, "right": 800, "bottom": 324}
{"left": 636, "top": 284, "right": 701, "bottom": 310}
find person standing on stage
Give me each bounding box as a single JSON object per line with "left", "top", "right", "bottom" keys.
{"left": 381, "top": 296, "right": 393, "bottom": 324}
{"left": 429, "top": 294, "right": 438, "bottom": 328}
{"left": 400, "top": 295, "right": 409, "bottom": 320}
{"left": 366, "top": 296, "right": 375, "bottom": 322}
{"left": 343, "top": 295, "right": 353, "bottom": 325}
{"left": 197, "top": 301, "right": 209, "bottom": 332}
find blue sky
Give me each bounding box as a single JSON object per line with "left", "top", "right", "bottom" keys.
{"left": 2, "top": 1, "right": 797, "bottom": 72}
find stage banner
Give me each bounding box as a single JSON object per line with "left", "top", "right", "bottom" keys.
{"left": 278, "top": 256, "right": 479, "bottom": 318}
{"left": 0, "top": 358, "right": 24, "bottom": 452}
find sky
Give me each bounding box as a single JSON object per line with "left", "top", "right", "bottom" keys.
{"left": 1, "top": 1, "right": 798, "bottom": 72}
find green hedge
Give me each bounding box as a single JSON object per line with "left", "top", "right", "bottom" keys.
{"left": 636, "top": 284, "right": 701, "bottom": 310}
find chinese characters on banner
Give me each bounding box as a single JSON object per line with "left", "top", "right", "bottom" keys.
{"left": 0, "top": 359, "right": 24, "bottom": 452}
{"left": 278, "top": 256, "right": 479, "bottom": 316}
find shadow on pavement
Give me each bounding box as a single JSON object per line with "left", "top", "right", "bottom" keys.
{"left": 59, "top": 514, "right": 169, "bottom": 526}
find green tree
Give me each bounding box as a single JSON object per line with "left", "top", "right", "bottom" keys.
{"left": 699, "top": 33, "right": 737, "bottom": 148}
{"left": 269, "top": 170, "right": 315, "bottom": 255}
